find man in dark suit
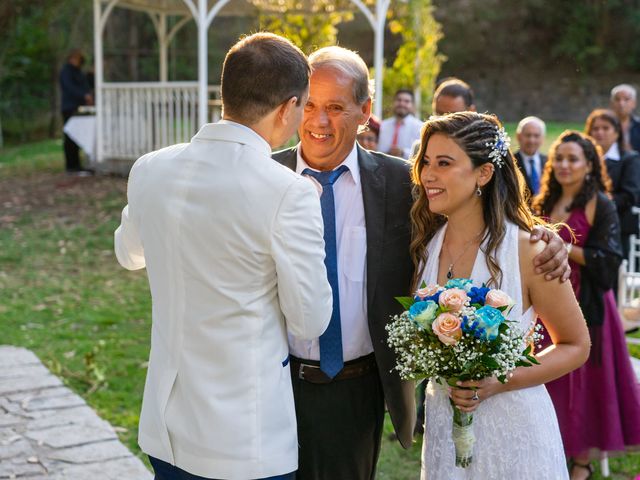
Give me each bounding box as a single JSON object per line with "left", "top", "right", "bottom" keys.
{"left": 274, "top": 46, "right": 415, "bottom": 480}
{"left": 611, "top": 84, "right": 640, "bottom": 152}
{"left": 514, "top": 116, "right": 547, "bottom": 199}
{"left": 274, "top": 47, "right": 570, "bottom": 480}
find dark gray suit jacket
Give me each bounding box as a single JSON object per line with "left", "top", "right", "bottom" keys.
{"left": 605, "top": 150, "right": 640, "bottom": 236}
{"left": 273, "top": 145, "right": 417, "bottom": 448}
{"left": 515, "top": 150, "right": 548, "bottom": 198}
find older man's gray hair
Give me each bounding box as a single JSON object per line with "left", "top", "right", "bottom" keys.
{"left": 516, "top": 116, "right": 546, "bottom": 136}
{"left": 611, "top": 84, "right": 637, "bottom": 101}
{"left": 309, "top": 46, "right": 374, "bottom": 105}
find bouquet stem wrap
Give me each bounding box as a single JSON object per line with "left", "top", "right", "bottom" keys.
{"left": 451, "top": 399, "right": 475, "bottom": 468}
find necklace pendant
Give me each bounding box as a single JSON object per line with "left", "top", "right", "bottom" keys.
{"left": 446, "top": 265, "right": 453, "bottom": 279}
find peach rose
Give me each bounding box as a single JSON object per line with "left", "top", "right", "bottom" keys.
{"left": 485, "top": 289, "right": 514, "bottom": 317}
{"left": 432, "top": 313, "right": 462, "bottom": 345}
{"left": 438, "top": 288, "right": 467, "bottom": 312}
{"left": 415, "top": 284, "right": 439, "bottom": 300}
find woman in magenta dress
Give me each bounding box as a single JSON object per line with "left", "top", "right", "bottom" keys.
{"left": 532, "top": 130, "right": 640, "bottom": 479}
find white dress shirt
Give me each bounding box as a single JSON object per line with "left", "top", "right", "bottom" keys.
{"left": 521, "top": 152, "right": 543, "bottom": 178}
{"left": 377, "top": 114, "right": 424, "bottom": 159}
{"left": 605, "top": 142, "right": 621, "bottom": 161}
{"left": 289, "top": 142, "right": 373, "bottom": 362}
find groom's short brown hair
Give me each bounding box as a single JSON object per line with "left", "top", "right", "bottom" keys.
{"left": 221, "top": 32, "right": 309, "bottom": 125}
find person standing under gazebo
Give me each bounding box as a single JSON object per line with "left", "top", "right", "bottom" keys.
{"left": 59, "top": 49, "right": 93, "bottom": 175}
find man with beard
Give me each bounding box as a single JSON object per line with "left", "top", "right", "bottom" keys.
{"left": 378, "top": 89, "right": 423, "bottom": 159}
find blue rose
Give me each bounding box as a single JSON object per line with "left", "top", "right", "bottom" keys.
{"left": 468, "top": 286, "right": 490, "bottom": 305}
{"left": 424, "top": 290, "right": 442, "bottom": 304}
{"left": 408, "top": 300, "right": 439, "bottom": 330}
{"left": 444, "top": 278, "right": 473, "bottom": 292}
{"left": 472, "top": 305, "right": 505, "bottom": 341}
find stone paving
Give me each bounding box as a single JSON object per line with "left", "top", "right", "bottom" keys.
{"left": 0, "top": 345, "right": 152, "bottom": 479}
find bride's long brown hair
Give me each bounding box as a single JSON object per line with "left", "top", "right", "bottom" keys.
{"left": 410, "top": 112, "right": 546, "bottom": 290}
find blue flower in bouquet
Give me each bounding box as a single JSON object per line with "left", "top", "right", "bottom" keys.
{"left": 409, "top": 300, "right": 439, "bottom": 330}
{"left": 425, "top": 291, "right": 442, "bottom": 303}
{"left": 472, "top": 305, "right": 505, "bottom": 341}
{"left": 414, "top": 284, "right": 441, "bottom": 302}
{"left": 444, "top": 278, "right": 473, "bottom": 292}
{"left": 468, "top": 286, "right": 490, "bottom": 305}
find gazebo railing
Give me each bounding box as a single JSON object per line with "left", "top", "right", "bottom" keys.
{"left": 100, "top": 82, "right": 221, "bottom": 160}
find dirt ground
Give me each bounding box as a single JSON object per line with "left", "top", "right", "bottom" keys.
{"left": 0, "top": 172, "right": 127, "bottom": 229}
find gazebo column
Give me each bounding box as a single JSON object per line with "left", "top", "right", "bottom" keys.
{"left": 197, "top": 0, "right": 208, "bottom": 127}
{"left": 148, "top": 12, "right": 169, "bottom": 82}
{"left": 94, "top": 0, "right": 104, "bottom": 162}
{"left": 351, "top": 0, "right": 389, "bottom": 119}
{"left": 159, "top": 14, "right": 168, "bottom": 82}
{"left": 373, "top": 0, "right": 390, "bottom": 119}
{"left": 94, "top": 0, "right": 119, "bottom": 163}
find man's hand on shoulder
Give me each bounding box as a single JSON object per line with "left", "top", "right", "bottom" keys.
{"left": 529, "top": 226, "right": 571, "bottom": 282}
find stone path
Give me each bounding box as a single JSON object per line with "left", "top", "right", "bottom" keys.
{"left": 0, "top": 345, "right": 152, "bottom": 479}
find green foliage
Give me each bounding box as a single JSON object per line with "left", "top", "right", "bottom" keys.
{"left": 533, "top": 0, "right": 640, "bottom": 72}
{"left": 380, "top": 0, "right": 446, "bottom": 118}
{"left": 258, "top": 9, "right": 354, "bottom": 54}
{"left": 0, "top": 0, "right": 91, "bottom": 143}
{"left": 395, "top": 296, "right": 415, "bottom": 310}
{"left": 437, "top": 0, "right": 640, "bottom": 74}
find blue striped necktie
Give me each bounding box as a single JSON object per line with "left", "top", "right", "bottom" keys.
{"left": 529, "top": 157, "right": 540, "bottom": 194}
{"left": 302, "top": 165, "right": 349, "bottom": 378}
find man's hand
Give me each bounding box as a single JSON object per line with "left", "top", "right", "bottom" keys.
{"left": 530, "top": 226, "right": 571, "bottom": 282}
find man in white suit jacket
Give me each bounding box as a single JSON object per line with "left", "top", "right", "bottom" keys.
{"left": 114, "top": 33, "right": 332, "bottom": 480}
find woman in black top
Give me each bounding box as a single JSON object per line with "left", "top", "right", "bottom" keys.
{"left": 585, "top": 108, "right": 640, "bottom": 260}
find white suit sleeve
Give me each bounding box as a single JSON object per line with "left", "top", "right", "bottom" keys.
{"left": 114, "top": 205, "right": 145, "bottom": 270}
{"left": 272, "top": 176, "right": 332, "bottom": 340}
{"left": 114, "top": 162, "right": 146, "bottom": 270}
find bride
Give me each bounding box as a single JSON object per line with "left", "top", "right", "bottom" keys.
{"left": 411, "top": 112, "right": 591, "bottom": 479}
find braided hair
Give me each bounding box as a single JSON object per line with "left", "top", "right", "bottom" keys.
{"left": 410, "top": 111, "right": 543, "bottom": 290}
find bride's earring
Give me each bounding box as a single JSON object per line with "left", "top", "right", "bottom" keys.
{"left": 476, "top": 184, "right": 482, "bottom": 197}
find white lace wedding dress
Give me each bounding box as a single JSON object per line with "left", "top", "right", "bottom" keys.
{"left": 420, "top": 221, "right": 568, "bottom": 480}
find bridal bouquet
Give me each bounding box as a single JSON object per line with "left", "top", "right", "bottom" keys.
{"left": 385, "top": 278, "right": 542, "bottom": 468}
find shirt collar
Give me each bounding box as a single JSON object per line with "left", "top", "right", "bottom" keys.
{"left": 605, "top": 142, "right": 621, "bottom": 161}
{"left": 218, "top": 119, "right": 271, "bottom": 154}
{"left": 295, "top": 142, "right": 360, "bottom": 186}
{"left": 396, "top": 114, "right": 416, "bottom": 123}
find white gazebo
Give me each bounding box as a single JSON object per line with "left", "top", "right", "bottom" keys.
{"left": 92, "top": 0, "right": 392, "bottom": 164}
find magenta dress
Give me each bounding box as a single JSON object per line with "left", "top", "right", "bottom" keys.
{"left": 544, "top": 208, "right": 640, "bottom": 458}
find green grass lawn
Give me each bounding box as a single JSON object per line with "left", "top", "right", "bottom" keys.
{"left": 1, "top": 137, "right": 639, "bottom": 479}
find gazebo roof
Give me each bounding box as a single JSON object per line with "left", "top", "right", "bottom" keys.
{"left": 93, "top": 0, "right": 391, "bottom": 163}
{"left": 103, "top": 0, "right": 361, "bottom": 16}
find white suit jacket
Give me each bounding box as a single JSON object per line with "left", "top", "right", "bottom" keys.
{"left": 114, "top": 122, "right": 332, "bottom": 479}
